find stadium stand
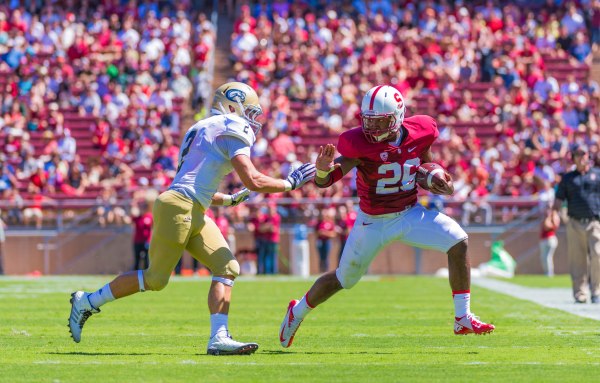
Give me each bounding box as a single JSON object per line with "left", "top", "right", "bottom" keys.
{"left": 227, "top": 0, "right": 598, "bottom": 224}
{"left": 0, "top": 0, "right": 598, "bottom": 229}
{"left": 0, "top": 1, "right": 215, "bottom": 226}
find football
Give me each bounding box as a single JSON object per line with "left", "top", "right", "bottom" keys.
{"left": 416, "top": 162, "right": 448, "bottom": 190}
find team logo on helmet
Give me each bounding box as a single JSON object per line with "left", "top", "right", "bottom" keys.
{"left": 380, "top": 152, "right": 388, "bottom": 161}
{"left": 225, "top": 88, "right": 246, "bottom": 103}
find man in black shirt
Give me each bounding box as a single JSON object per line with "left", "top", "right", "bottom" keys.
{"left": 554, "top": 144, "right": 600, "bottom": 303}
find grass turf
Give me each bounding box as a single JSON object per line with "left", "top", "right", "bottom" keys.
{"left": 504, "top": 274, "right": 572, "bottom": 288}
{"left": 1, "top": 276, "right": 599, "bottom": 383}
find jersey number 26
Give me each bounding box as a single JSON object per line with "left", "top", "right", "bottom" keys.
{"left": 376, "top": 158, "right": 420, "bottom": 194}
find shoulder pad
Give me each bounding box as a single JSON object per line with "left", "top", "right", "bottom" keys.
{"left": 220, "top": 114, "right": 256, "bottom": 146}
{"left": 337, "top": 128, "right": 362, "bottom": 158}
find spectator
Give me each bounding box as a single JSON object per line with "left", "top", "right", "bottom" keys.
{"left": 336, "top": 201, "right": 357, "bottom": 264}
{"left": 22, "top": 188, "right": 50, "bottom": 229}
{"left": 315, "top": 207, "right": 337, "bottom": 272}
{"left": 553, "top": 144, "right": 600, "bottom": 303}
{"left": 0, "top": 158, "right": 18, "bottom": 193}
{"left": 3, "top": 188, "right": 24, "bottom": 225}
{"left": 570, "top": 31, "right": 592, "bottom": 64}
{"left": 255, "top": 203, "right": 281, "bottom": 275}
{"left": 131, "top": 200, "right": 153, "bottom": 270}
{"left": 461, "top": 184, "right": 493, "bottom": 226}
{"left": 540, "top": 207, "right": 560, "bottom": 277}
{"left": 96, "top": 186, "right": 126, "bottom": 227}
{"left": 57, "top": 128, "right": 77, "bottom": 162}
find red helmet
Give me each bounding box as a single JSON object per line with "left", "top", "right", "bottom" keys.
{"left": 360, "top": 85, "right": 406, "bottom": 143}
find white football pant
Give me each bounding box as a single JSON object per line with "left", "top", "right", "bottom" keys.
{"left": 336, "top": 204, "right": 468, "bottom": 288}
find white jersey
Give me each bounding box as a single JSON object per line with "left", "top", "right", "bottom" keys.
{"left": 169, "top": 113, "right": 255, "bottom": 209}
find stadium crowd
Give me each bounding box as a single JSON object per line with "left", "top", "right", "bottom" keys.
{"left": 0, "top": 0, "right": 599, "bottom": 237}
{"left": 0, "top": 0, "right": 215, "bottom": 227}
{"left": 228, "top": 0, "right": 599, "bottom": 225}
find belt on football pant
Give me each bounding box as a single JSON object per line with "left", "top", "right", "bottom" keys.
{"left": 360, "top": 203, "right": 417, "bottom": 219}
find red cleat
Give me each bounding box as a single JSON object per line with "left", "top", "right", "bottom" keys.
{"left": 454, "top": 313, "right": 495, "bottom": 335}
{"left": 279, "top": 300, "right": 303, "bottom": 348}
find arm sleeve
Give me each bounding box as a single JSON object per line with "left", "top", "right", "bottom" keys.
{"left": 215, "top": 135, "right": 251, "bottom": 159}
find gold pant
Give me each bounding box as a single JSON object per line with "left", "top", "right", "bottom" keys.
{"left": 143, "top": 190, "right": 238, "bottom": 291}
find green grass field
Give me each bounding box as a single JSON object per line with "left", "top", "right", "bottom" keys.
{"left": 1, "top": 276, "right": 599, "bottom": 383}
{"left": 505, "top": 274, "right": 572, "bottom": 288}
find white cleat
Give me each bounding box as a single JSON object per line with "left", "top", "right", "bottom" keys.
{"left": 279, "top": 299, "right": 303, "bottom": 348}
{"left": 68, "top": 291, "right": 100, "bottom": 343}
{"left": 206, "top": 332, "right": 258, "bottom": 356}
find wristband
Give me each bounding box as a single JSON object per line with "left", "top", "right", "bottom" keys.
{"left": 222, "top": 194, "right": 233, "bottom": 206}
{"left": 283, "top": 180, "right": 292, "bottom": 192}
{"left": 316, "top": 168, "right": 333, "bottom": 178}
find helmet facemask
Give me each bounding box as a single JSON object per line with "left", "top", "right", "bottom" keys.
{"left": 360, "top": 112, "right": 399, "bottom": 143}
{"left": 242, "top": 104, "right": 263, "bottom": 133}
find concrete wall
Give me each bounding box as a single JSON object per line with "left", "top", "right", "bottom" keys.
{"left": 1, "top": 228, "right": 568, "bottom": 276}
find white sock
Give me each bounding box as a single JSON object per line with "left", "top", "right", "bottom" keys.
{"left": 292, "top": 293, "right": 314, "bottom": 319}
{"left": 88, "top": 283, "right": 115, "bottom": 309}
{"left": 453, "top": 290, "right": 471, "bottom": 318}
{"left": 210, "top": 313, "right": 228, "bottom": 338}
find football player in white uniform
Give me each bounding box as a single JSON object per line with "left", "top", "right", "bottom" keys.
{"left": 68, "top": 82, "right": 316, "bottom": 355}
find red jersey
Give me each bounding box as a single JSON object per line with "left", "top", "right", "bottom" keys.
{"left": 316, "top": 220, "right": 336, "bottom": 240}
{"left": 133, "top": 212, "right": 153, "bottom": 244}
{"left": 338, "top": 115, "right": 439, "bottom": 215}
{"left": 338, "top": 211, "right": 357, "bottom": 242}
{"left": 261, "top": 213, "right": 281, "bottom": 243}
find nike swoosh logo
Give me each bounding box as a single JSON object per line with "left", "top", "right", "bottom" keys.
{"left": 362, "top": 222, "right": 373, "bottom": 226}
{"left": 407, "top": 146, "right": 417, "bottom": 152}
{"left": 279, "top": 327, "right": 287, "bottom": 343}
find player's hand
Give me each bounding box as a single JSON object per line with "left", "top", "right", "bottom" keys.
{"left": 227, "top": 188, "right": 251, "bottom": 206}
{"left": 287, "top": 163, "right": 316, "bottom": 190}
{"left": 316, "top": 144, "right": 337, "bottom": 171}
{"left": 429, "top": 171, "right": 454, "bottom": 195}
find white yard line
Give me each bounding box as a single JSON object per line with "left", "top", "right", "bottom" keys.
{"left": 473, "top": 277, "right": 600, "bottom": 321}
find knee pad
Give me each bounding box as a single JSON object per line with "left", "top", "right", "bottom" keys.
{"left": 222, "top": 259, "right": 240, "bottom": 278}
{"left": 206, "top": 248, "right": 239, "bottom": 278}
{"left": 144, "top": 270, "right": 170, "bottom": 291}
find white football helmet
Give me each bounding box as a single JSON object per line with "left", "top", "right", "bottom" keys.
{"left": 360, "top": 85, "right": 406, "bottom": 143}
{"left": 211, "top": 82, "right": 263, "bottom": 133}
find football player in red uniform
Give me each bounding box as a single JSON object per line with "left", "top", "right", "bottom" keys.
{"left": 279, "top": 85, "right": 495, "bottom": 348}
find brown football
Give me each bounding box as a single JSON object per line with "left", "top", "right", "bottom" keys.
{"left": 416, "top": 162, "right": 447, "bottom": 190}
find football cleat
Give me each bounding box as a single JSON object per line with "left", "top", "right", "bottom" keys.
{"left": 68, "top": 291, "right": 100, "bottom": 343}
{"left": 454, "top": 313, "right": 495, "bottom": 335}
{"left": 206, "top": 332, "right": 259, "bottom": 356}
{"left": 279, "top": 299, "right": 303, "bottom": 348}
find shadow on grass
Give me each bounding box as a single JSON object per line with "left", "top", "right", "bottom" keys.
{"left": 48, "top": 351, "right": 178, "bottom": 356}
{"left": 257, "top": 349, "right": 394, "bottom": 355}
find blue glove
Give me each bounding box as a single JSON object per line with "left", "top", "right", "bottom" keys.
{"left": 286, "top": 163, "right": 316, "bottom": 190}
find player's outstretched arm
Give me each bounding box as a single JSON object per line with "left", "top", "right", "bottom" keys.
{"left": 314, "top": 144, "right": 359, "bottom": 188}
{"left": 211, "top": 189, "right": 251, "bottom": 206}
{"left": 232, "top": 154, "right": 315, "bottom": 193}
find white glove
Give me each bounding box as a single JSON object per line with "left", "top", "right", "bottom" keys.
{"left": 223, "top": 188, "right": 251, "bottom": 206}
{"left": 285, "top": 163, "right": 316, "bottom": 190}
